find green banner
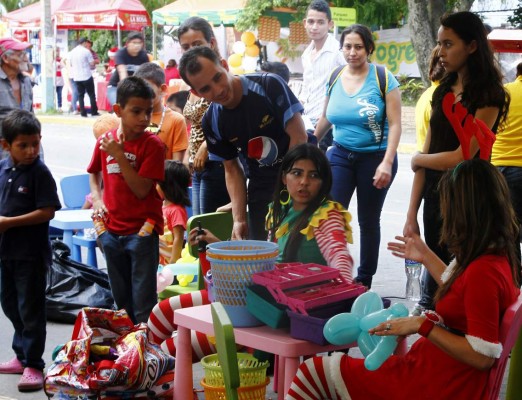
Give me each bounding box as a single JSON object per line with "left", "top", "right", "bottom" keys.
{"left": 331, "top": 7, "right": 356, "bottom": 27}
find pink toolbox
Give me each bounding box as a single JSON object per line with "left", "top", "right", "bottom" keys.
{"left": 251, "top": 263, "right": 366, "bottom": 315}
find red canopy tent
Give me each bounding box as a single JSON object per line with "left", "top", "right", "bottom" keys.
{"left": 2, "top": 1, "right": 60, "bottom": 30}
{"left": 488, "top": 29, "right": 522, "bottom": 54}
{"left": 54, "top": 0, "right": 151, "bottom": 31}
{"left": 3, "top": 0, "right": 151, "bottom": 31}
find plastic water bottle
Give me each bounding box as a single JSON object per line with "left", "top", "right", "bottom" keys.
{"left": 405, "top": 259, "right": 421, "bottom": 301}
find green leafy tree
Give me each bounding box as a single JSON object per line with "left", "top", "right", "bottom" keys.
{"left": 236, "top": 0, "right": 407, "bottom": 31}
{"left": 335, "top": 0, "right": 407, "bottom": 29}
{"left": 0, "top": 0, "right": 38, "bottom": 13}
{"left": 508, "top": 0, "right": 522, "bottom": 28}
{"left": 407, "top": 0, "right": 478, "bottom": 86}
{"left": 237, "top": 0, "right": 516, "bottom": 86}
{"left": 236, "top": 0, "right": 408, "bottom": 62}
{"left": 68, "top": 31, "right": 116, "bottom": 63}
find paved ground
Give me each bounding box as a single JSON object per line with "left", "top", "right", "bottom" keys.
{"left": 0, "top": 108, "right": 512, "bottom": 399}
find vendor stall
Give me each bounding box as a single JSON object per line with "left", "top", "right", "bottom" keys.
{"left": 152, "top": 0, "right": 245, "bottom": 27}
{"left": 488, "top": 29, "right": 522, "bottom": 53}
{"left": 3, "top": 0, "right": 151, "bottom": 46}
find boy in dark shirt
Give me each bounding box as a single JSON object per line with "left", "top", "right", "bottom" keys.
{"left": 0, "top": 109, "right": 61, "bottom": 392}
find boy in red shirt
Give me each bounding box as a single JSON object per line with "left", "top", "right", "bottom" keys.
{"left": 88, "top": 76, "right": 165, "bottom": 324}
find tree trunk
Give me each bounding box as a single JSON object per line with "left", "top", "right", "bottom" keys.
{"left": 407, "top": 0, "right": 439, "bottom": 86}
{"left": 407, "top": 0, "right": 475, "bottom": 86}
{"left": 456, "top": 0, "right": 475, "bottom": 12}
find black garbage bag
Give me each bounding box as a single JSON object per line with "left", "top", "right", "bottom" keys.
{"left": 46, "top": 240, "right": 114, "bottom": 323}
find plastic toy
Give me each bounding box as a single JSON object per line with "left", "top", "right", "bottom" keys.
{"left": 156, "top": 265, "right": 174, "bottom": 293}
{"left": 323, "top": 291, "right": 408, "bottom": 371}
{"left": 177, "top": 274, "right": 194, "bottom": 287}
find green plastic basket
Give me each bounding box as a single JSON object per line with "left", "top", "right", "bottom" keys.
{"left": 201, "top": 353, "right": 269, "bottom": 387}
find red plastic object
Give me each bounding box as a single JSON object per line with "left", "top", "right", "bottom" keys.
{"left": 252, "top": 263, "right": 366, "bottom": 315}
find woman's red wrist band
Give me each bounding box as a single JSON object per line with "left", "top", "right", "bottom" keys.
{"left": 418, "top": 318, "right": 435, "bottom": 338}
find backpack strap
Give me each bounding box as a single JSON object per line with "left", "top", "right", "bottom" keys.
{"left": 375, "top": 65, "right": 388, "bottom": 98}
{"left": 327, "top": 65, "right": 347, "bottom": 96}
{"left": 375, "top": 65, "right": 388, "bottom": 147}
{"left": 325, "top": 64, "right": 389, "bottom": 147}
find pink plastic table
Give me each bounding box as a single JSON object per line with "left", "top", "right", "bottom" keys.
{"left": 173, "top": 304, "right": 357, "bottom": 399}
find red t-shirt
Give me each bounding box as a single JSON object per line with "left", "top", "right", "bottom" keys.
{"left": 164, "top": 66, "right": 181, "bottom": 84}
{"left": 87, "top": 129, "right": 165, "bottom": 235}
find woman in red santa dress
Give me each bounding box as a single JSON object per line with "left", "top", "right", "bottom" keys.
{"left": 287, "top": 157, "right": 520, "bottom": 400}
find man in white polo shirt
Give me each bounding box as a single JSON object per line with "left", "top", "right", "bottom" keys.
{"left": 299, "top": 0, "right": 345, "bottom": 151}
{"left": 69, "top": 38, "right": 99, "bottom": 117}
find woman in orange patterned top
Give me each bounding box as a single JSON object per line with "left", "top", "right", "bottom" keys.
{"left": 179, "top": 17, "right": 230, "bottom": 215}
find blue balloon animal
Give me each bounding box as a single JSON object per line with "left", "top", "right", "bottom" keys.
{"left": 323, "top": 291, "right": 408, "bottom": 371}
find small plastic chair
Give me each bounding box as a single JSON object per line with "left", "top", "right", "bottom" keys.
{"left": 60, "top": 174, "right": 98, "bottom": 267}
{"left": 60, "top": 174, "right": 91, "bottom": 209}
{"left": 211, "top": 302, "right": 240, "bottom": 400}
{"left": 506, "top": 328, "right": 522, "bottom": 399}
{"left": 158, "top": 212, "right": 234, "bottom": 300}
{"left": 71, "top": 234, "right": 98, "bottom": 269}
{"left": 186, "top": 212, "right": 233, "bottom": 258}
{"left": 487, "top": 291, "right": 522, "bottom": 400}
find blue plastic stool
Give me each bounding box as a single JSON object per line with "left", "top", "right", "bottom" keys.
{"left": 72, "top": 233, "right": 98, "bottom": 268}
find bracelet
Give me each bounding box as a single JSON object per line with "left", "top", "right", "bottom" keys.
{"left": 418, "top": 318, "right": 435, "bottom": 338}
{"left": 423, "top": 310, "right": 444, "bottom": 325}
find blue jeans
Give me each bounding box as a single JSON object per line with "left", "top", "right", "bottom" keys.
{"left": 107, "top": 85, "right": 117, "bottom": 108}
{"left": 98, "top": 231, "right": 159, "bottom": 324}
{"left": 1, "top": 259, "right": 47, "bottom": 370}
{"left": 419, "top": 195, "right": 451, "bottom": 310}
{"left": 498, "top": 166, "right": 522, "bottom": 263}
{"left": 327, "top": 143, "right": 398, "bottom": 288}
{"left": 319, "top": 129, "right": 333, "bottom": 152}
{"left": 56, "top": 85, "right": 63, "bottom": 108}
{"left": 76, "top": 76, "right": 98, "bottom": 116}
{"left": 191, "top": 161, "right": 230, "bottom": 215}
{"left": 69, "top": 78, "right": 78, "bottom": 112}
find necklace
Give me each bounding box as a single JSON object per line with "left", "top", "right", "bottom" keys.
{"left": 148, "top": 106, "right": 166, "bottom": 135}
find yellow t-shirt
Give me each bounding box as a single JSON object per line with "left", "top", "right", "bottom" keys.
{"left": 152, "top": 108, "right": 188, "bottom": 160}
{"left": 414, "top": 82, "right": 439, "bottom": 152}
{"left": 491, "top": 76, "right": 522, "bottom": 167}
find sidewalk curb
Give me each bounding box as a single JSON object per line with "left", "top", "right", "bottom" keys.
{"left": 35, "top": 114, "right": 418, "bottom": 155}
{"left": 37, "top": 114, "right": 96, "bottom": 126}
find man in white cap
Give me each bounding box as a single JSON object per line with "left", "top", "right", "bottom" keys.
{"left": 0, "top": 37, "right": 34, "bottom": 160}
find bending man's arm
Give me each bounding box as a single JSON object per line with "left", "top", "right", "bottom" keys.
{"left": 223, "top": 158, "right": 248, "bottom": 240}
{"left": 285, "top": 113, "right": 308, "bottom": 149}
